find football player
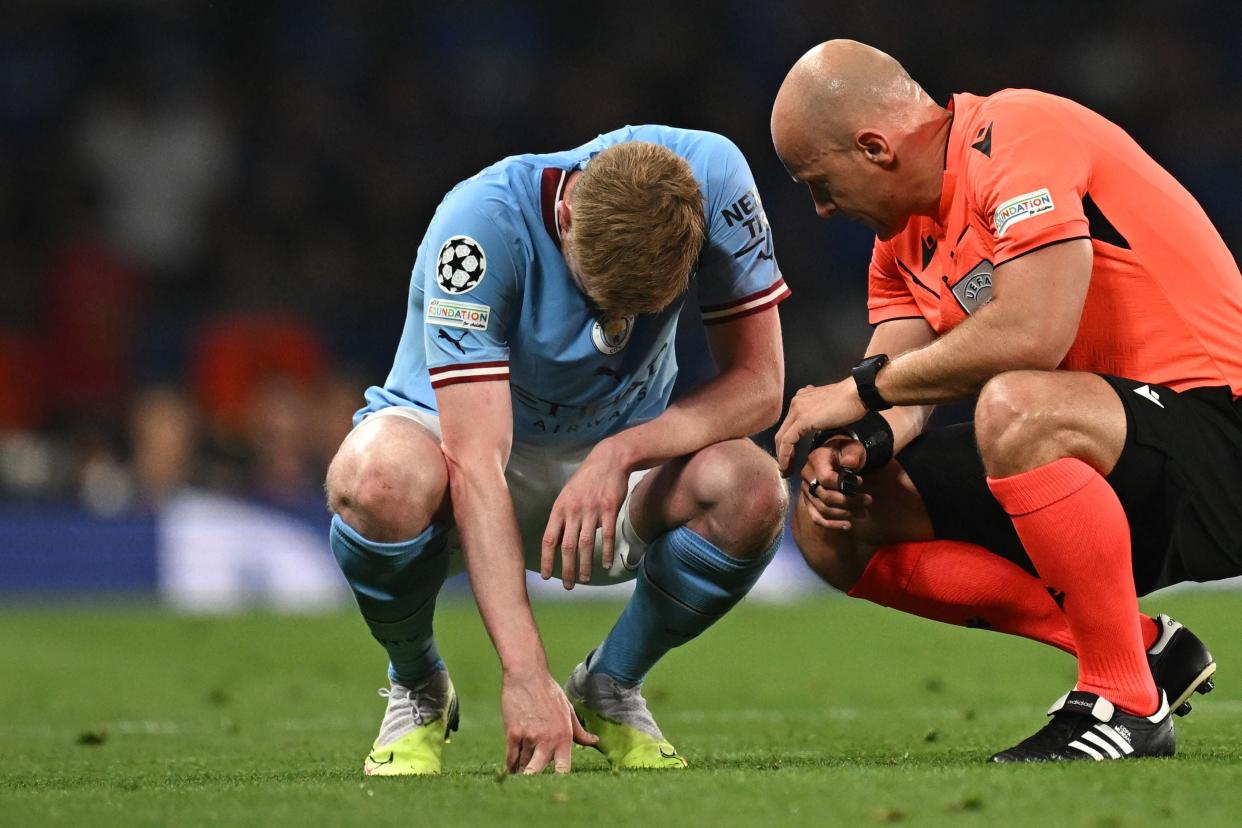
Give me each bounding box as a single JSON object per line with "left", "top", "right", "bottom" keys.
{"left": 326, "top": 127, "right": 790, "bottom": 775}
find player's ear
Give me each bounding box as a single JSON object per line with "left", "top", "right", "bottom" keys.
{"left": 556, "top": 198, "right": 573, "bottom": 234}
{"left": 856, "top": 130, "right": 894, "bottom": 166}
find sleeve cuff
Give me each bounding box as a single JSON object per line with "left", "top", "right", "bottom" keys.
{"left": 700, "top": 277, "right": 791, "bottom": 326}
{"left": 428, "top": 360, "right": 510, "bottom": 389}
{"left": 867, "top": 303, "right": 924, "bottom": 326}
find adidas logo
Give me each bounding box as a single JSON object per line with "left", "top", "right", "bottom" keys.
{"left": 1069, "top": 723, "right": 1136, "bottom": 760}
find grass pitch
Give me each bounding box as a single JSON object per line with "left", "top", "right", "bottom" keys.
{"left": 2, "top": 591, "right": 1240, "bottom": 827}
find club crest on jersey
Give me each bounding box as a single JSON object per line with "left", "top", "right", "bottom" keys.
{"left": 994, "top": 188, "right": 1055, "bottom": 237}
{"left": 591, "top": 314, "right": 635, "bottom": 355}
{"left": 950, "top": 260, "right": 994, "bottom": 315}
{"left": 436, "top": 235, "right": 487, "bottom": 294}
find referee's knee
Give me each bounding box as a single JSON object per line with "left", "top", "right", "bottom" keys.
{"left": 975, "top": 371, "right": 1050, "bottom": 472}
{"left": 791, "top": 497, "right": 868, "bottom": 591}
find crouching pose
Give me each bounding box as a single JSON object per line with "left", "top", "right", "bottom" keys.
{"left": 326, "top": 126, "right": 790, "bottom": 775}
{"left": 771, "top": 41, "right": 1231, "bottom": 762}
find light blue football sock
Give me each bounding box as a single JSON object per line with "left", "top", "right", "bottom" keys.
{"left": 588, "top": 525, "right": 778, "bottom": 685}
{"left": 330, "top": 514, "right": 452, "bottom": 687}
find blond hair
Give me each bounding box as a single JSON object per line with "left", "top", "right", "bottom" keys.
{"left": 567, "top": 142, "right": 706, "bottom": 315}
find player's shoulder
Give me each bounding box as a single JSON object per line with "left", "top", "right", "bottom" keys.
{"left": 617, "top": 125, "right": 749, "bottom": 177}
{"left": 431, "top": 159, "right": 533, "bottom": 244}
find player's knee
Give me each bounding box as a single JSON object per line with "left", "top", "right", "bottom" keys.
{"left": 975, "top": 371, "right": 1052, "bottom": 465}
{"left": 790, "top": 499, "right": 865, "bottom": 591}
{"left": 690, "top": 440, "right": 787, "bottom": 543}
{"left": 326, "top": 438, "right": 447, "bottom": 542}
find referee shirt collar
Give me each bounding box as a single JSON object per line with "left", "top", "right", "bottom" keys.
{"left": 938, "top": 93, "right": 973, "bottom": 222}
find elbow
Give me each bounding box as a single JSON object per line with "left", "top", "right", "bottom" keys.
{"left": 753, "top": 399, "right": 782, "bottom": 433}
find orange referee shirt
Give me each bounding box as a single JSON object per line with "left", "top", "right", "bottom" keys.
{"left": 868, "top": 90, "right": 1242, "bottom": 396}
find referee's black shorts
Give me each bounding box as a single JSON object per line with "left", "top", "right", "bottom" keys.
{"left": 896, "top": 374, "right": 1242, "bottom": 596}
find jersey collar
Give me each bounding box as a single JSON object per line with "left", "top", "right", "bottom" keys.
{"left": 539, "top": 167, "right": 569, "bottom": 250}
{"left": 938, "top": 93, "right": 973, "bottom": 221}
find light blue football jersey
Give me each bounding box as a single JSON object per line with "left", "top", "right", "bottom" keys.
{"left": 360, "top": 125, "right": 789, "bottom": 448}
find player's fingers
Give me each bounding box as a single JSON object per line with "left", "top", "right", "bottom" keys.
{"left": 570, "top": 710, "right": 598, "bottom": 746}
{"left": 522, "top": 744, "right": 553, "bottom": 776}
{"left": 552, "top": 737, "right": 573, "bottom": 774}
{"left": 515, "top": 739, "right": 536, "bottom": 774}
{"left": 576, "top": 516, "right": 596, "bottom": 584}
{"left": 505, "top": 735, "right": 520, "bottom": 774}
{"left": 601, "top": 513, "right": 617, "bottom": 572}
{"left": 560, "top": 516, "right": 581, "bottom": 590}
{"left": 540, "top": 513, "right": 563, "bottom": 580}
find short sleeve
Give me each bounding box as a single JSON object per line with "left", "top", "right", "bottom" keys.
{"left": 694, "top": 134, "right": 791, "bottom": 325}
{"left": 867, "top": 238, "right": 920, "bottom": 325}
{"left": 420, "top": 194, "right": 523, "bottom": 389}
{"left": 967, "top": 100, "right": 1092, "bottom": 265}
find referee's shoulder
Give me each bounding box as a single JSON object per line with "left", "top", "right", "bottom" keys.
{"left": 976, "top": 87, "right": 1089, "bottom": 123}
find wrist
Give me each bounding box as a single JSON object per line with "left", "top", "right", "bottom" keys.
{"left": 500, "top": 650, "right": 548, "bottom": 681}
{"left": 852, "top": 354, "right": 893, "bottom": 411}
{"left": 595, "top": 434, "right": 639, "bottom": 473}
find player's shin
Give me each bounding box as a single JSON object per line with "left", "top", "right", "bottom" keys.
{"left": 329, "top": 514, "right": 452, "bottom": 686}
{"left": 588, "top": 526, "right": 779, "bottom": 685}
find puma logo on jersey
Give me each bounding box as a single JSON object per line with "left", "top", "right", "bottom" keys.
{"left": 437, "top": 329, "right": 468, "bottom": 354}
{"left": 1134, "top": 385, "right": 1164, "bottom": 408}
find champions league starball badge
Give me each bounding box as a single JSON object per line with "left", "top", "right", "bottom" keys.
{"left": 436, "top": 235, "right": 487, "bottom": 294}
{"left": 591, "top": 314, "right": 635, "bottom": 355}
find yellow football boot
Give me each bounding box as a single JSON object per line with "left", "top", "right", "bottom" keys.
{"left": 565, "top": 661, "right": 687, "bottom": 770}
{"left": 363, "top": 672, "right": 459, "bottom": 776}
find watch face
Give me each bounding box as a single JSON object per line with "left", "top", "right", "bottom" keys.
{"left": 853, "top": 354, "right": 892, "bottom": 411}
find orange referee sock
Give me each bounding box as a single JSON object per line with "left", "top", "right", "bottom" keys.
{"left": 849, "top": 541, "right": 1075, "bottom": 652}
{"left": 987, "top": 457, "right": 1158, "bottom": 716}
{"left": 847, "top": 541, "right": 1162, "bottom": 655}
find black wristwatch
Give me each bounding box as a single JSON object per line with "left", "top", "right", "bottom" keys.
{"left": 851, "top": 353, "right": 893, "bottom": 412}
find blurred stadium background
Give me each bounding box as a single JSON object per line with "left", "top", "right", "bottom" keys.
{"left": 4, "top": 0, "right": 1242, "bottom": 609}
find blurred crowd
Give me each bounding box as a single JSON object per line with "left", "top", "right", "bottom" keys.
{"left": 3, "top": 0, "right": 1242, "bottom": 515}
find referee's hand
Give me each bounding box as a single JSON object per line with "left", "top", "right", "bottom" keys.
{"left": 800, "top": 437, "right": 872, "bottom": 531}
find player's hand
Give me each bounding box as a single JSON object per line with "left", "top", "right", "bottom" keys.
{"left": 502, "top": 668, "right": 598, "bottom": 775}
{"left": 775, "top": 380, "right": 868, "bottom": 476}
{"left": 541, "top": 442, "right": 631, "bottom": 589}
{"left": 800, "top": 438, "right": 872, "bottom": 531}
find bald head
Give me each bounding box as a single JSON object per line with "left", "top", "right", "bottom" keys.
{"left": 773, "top": 39, "right": 933, "bottom": 149}
{"left": 770, "top": 41, "right": 952, "bottom": 236}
